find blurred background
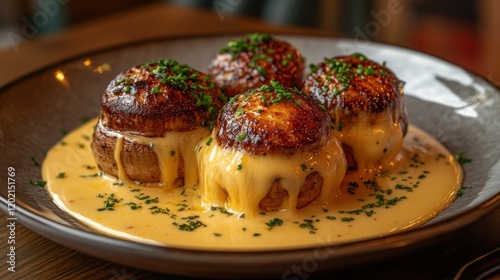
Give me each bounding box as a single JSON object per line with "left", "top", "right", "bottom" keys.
{"left": 0, "top": 0, "right": 498, "bottom": 83}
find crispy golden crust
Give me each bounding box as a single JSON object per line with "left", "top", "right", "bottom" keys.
{"left": 214, "top": 82, "right": 331, "bottom": 156}
{"left": 208, "top": 33, "right": 304, "bottom": 97}
{"left": 302, "top": 54, "right": 407, "bottom": 132}
{"left": 101, "top": 59, "right": 225, "bottom": 137}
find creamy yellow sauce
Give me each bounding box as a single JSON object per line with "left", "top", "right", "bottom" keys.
{"left": 333, "top": 110, "right": 404, "bottom": 171}
{"left": 196, "top": 132, "right": 346, "bottom": 215}
{"left": 42, "top": 118, "right": 463, "bottom": 251}
{"left": 97, "top": 120, "right": 209, "bottom": 189}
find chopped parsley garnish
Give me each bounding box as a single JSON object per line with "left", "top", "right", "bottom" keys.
{"left": 395, "top": 184, "right": 413, "bottom": 192}
{"left": 150, "top": 206, "right": 170, "bottom": 215}
{"left": 139, "top": 59, "right": 223, "bottom": 130}
{"left": 219, "top": 33, "right": 282, "bottom": 77}
{"left": 299, "top": 219, "right": 316, "bottom": 230}
{"left": 455, "top": 152, "right": 472, "bottom": 164}
{"left": 29, "top": 179, "right": 46, "bottom": 187}
{"left": 56, "top": 172, "right": 65, "bottom": 179}
{"left": 30, "top": 156, "right": 40, "bottom": 166}
{"left": 314, "top": 53, "right": 387, "bottom": 96}
{"left": 134, "top": 194, "right": 150, "bottom": 200}
{"left": 309, "top": 64, "right": 318, "bottom": 73}
{"left": 219, "top": 33, "right": 273, "bottom": 55}
{"left": 125, "top": 202, "right": 142, "bottom": 210}
{"left": 236, "top": 133, "right": 247, "bottom": 141}
{"left": 205, "top": 137, "right": 213, "bottom": 146}
{"left": 150, "top": 85, "right": 161, "bottom": 95}
{"left": 347, "top": 181, "right": 359, "bottom": 195}
{"left": 457, "top": 185, "right": 467, "bottom": 197}
{"left": 173, "top": 220, "right": 206, "bottom": 231}
{"left": 249, "top": 80, "right": 304, "bottom": 106}
{"left": 300, "top": 164, "right": 308, "bottom": 171}
{"left": 97, "top": 193, "right": 122, "bottom": 211}
{"left": 352, "top": 52, "right": 366, "bottom": 61}
{"left": 266, "top": 218, "right": 284, "bottom": 229}
{"left": 145, "top": 197, "right": 159, "bottom": 204}
{"left": 234, "top": 107, "right": 245, "bottom": 117}
{"left": 210, "top": 206, "right": 233, "bottom": 216}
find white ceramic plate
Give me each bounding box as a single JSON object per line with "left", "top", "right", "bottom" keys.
{"left": 0, "top": 35, "right": 499, "bottom": 277}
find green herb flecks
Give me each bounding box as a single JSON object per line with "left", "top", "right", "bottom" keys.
{"left": 30, "top": 156, "right": 40, "bottom": 166}
{"left": 299, "top": 219, "right": 317, "bottom": 234}
{"left": 220, "top": 33, "right": 273, "bottom": 55}
{"left": 29, "top": 179, "right": 46, "bottom": 187}
{"left": 455, "top": 152, "right": 472, "bottom": 165}
{"left": 266, "top": 218, "right": 284, "bottom": 230}
{"left": 236, "top": 133, "right": 247, "bottom": 141}
{"left": 173, "top": 215, "right": 206, "bottom": 231}
{"left": 210, "top": 206, "right": 233, "bottom": 216}
{"left": 250, "top": 80, "right": 303, "bottom": 107}
{"left": 205, "top": 137, "right": 213, "bottom": 146}
{"left": 97, "top": 193, "right": 122, "bottom": 211}
{"left": 140, "top": 59, "right": 223, "bottom": 130}
{"left": 125, "top": 202, "right": 142, "bottom": 210}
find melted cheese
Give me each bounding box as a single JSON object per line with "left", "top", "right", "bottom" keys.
{"left": 97, "top": 121, "right": 209, "bottom": 189}
{"left": 195, "top": 133, "right": 346, "bottom": 215}
{"left": 42, "top": 118, "right": 463, "bottom": 251}
{"left": 334, "top": 111, "right": 403, "bottom": 171}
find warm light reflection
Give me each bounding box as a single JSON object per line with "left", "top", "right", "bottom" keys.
{"left": 55, "top": 70, "right": 65, "bottom": 82}
{"left": 94, "top": 63, "right": 111, "bottom": 74}
{"left": 83, "top": 58, "right": 92, "bottom": 67}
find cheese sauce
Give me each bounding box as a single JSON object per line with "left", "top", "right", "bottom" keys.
{"left": 42, "top": 118, "right": 463, "bottom": 250}
{"left": 196, "top": 132, "right": 346, "bottom": 215}
{"left": 96, "top": 120, "right": 209, "bottom": 189}
{"left": 333, "top": 111, "right": 404, "bottom": 171}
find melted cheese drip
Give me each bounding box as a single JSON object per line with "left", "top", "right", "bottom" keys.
{"left": 42, "top": 118, "right": 463, "bottom": 251}
{"left": 97, "top": 121, "right": 209, "bottom": 189}
{"left": 195, "top": 133, "right": 346, "bottom": 215}
{"left": 334, "top": 111, "right": 403, "bottom": 171}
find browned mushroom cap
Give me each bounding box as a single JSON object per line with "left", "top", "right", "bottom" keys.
{"left": 214, "top": 80, "right": 331, "bottom": 156}
{"left": 303, "top": 53, "right": 408, "bottom": 169}
{"left": 100, "top": 59, "right": 226, "bottom": 137}
{"left": 91, "top": 59, "right": 225, "bottom": 184}
{"left": 303, "top": 53, "right": 406, "bottom": 128}
{"left": 208, "top": 33, "right": 304, "bottom": 97}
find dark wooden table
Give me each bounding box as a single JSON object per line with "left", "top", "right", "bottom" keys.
{"left": 1, "top": 3, "right": 499, "bottom": 279}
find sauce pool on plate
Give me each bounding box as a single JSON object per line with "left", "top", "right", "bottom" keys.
{"left": 42, "top": 118, "right": 463, "bottom": 250}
